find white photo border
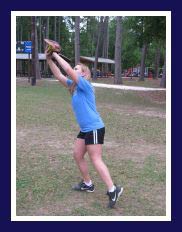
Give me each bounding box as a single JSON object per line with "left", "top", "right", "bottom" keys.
{"left": 11, "top": 11, "right": 171, "bottom": 221}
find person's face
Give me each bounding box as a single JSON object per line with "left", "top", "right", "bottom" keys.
{"left": 73, "top": 65, "right": 83, "bottom": 76}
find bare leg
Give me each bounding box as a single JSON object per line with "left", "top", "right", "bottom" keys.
{"left": 87, "top": 144, "right": 114, "bottom": 190}
{"left": 73, "top": 138, "right": 91, "bottom": 183}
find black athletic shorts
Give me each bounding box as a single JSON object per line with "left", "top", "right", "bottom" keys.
{"left": 77, "top": 127, "right": 105, "bottom": 145}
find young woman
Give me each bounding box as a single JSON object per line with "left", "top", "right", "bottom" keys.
{"left": 46, "top": 50, "right": 123, "bottom": 208}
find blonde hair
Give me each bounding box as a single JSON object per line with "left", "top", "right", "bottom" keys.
{"left": 77, "top": 63, "right": 91, "bottom": 81}
{"left": 68, "top": 63, "right": 91, "bottom": 95}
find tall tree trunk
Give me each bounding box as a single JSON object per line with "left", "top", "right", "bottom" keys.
{"left": 39, "top": 17, "right": 42, "bottom": 53}
{"left": 45, "top": 17, "right": 50, "bottom": 72}
{"left": 114, "top": 16, "right": 122, "bottom": 84}
{"left": 139, "top": 43, "right": 148, "bottom": 81}
{"left": 19, "top": 18, "right": 23, "bottom": 74}
{"left": 102, "top": 16, "right": 109, "bottom": 73}
{"left": 160, "top": 51, "right": 166, "bottom": 88}
{"left": 154, "top": 46, "right": 160, "bottom": 79}
{"left": 16, "top": 17, "right": 19, "bottom": 40}
{"left": 20, "top": 21, "right": 23, "bottom": 41}
{"left": 38, "top": 17, "right": 42, "bottom": 75}
{"left": 75, "top": 16, "right": 80, "bottom": 65}
{"left": 93, "top": 16, "right": 104, "bottom": 80}
{"left": 46, "top": 16, "right": 49, "bottom": 38}
{"left": 31, "top": 16, "right": 41, "bottom": 85}
{"left": 58, "top": 17, "right": 61, "bottom": 44}
{"left": 17, "top": 17, "right": 23, "bottom": 41}
{"left": 90, "top": 17, "right": 95, "bottom": 57}
{"left": 91, "top": 28, "right": 95, "bottom": 57}
{"left": 54, "top": 17, "right": 57, "bottom": 41}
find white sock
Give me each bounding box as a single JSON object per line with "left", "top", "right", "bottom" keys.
{"left": 109, "top": 185, "right": 116, "bottom": 192}
{"left": 84, "top": 180, "right": 92, "bottom": 186}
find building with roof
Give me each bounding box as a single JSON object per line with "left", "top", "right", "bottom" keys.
{"left": 16, "top": 54, "right": 115, "bottom": 78}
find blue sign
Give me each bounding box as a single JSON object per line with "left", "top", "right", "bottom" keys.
{"left": 16, "top": 41, "right": 32, "bottom": 53}
{"left": 24, "top": 41, "right": 32, "bottom": 53}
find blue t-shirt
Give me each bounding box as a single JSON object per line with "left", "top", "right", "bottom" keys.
{"left": 67, "top": 76, "right": 104, "bottom": 132}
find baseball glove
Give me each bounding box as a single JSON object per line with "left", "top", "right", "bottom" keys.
{"left": 44, "top": 39, "right": 61, "bottom": 54}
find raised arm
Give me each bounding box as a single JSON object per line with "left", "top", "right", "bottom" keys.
{"left": 46, "top": 57, "right": 68, "bottom": 87}
{"left": 52, "top": 52, "right": 79, "bottom": 83}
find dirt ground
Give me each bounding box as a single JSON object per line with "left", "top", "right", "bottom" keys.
{"left": 16, "top": 78, "right": 167, "bottom": 217}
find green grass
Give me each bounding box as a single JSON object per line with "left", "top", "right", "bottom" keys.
{"left": 16, "top": 79, "right": 166, "bottom": 216}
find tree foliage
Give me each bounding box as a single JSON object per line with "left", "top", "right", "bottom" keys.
{"left": 16, "top": 16, "right": 166, "bottom": 85}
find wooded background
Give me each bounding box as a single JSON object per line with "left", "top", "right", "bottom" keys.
{"left": 16, "top": 16, "right": 166, "bottom": 86}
